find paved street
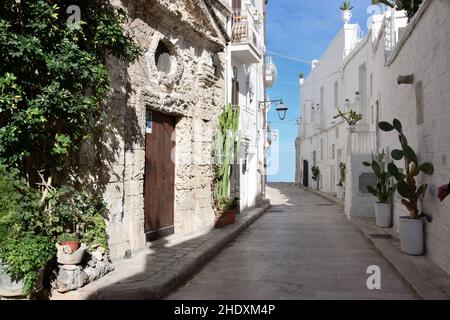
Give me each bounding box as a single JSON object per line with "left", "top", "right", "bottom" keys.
{"left": 166, "top": 183, "right": 418, "bottom": 300}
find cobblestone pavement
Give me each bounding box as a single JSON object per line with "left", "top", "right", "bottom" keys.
{"left": 166, "top": 183, "right": 419, "bottom": 300}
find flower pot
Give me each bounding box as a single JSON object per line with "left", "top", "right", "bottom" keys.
{"left": 215, "top": 209, "right": 237, "bottom": 228}
{"left": 0, "top": 262, "right": 44, "bottom": 298}
{"left": 342, "top": 10, "right": 352, "bottom": 24}
{"left": 398, "top": 217, "right": 424, "bottom": 256}
{"left": 60, "top": 241, "right": 80, "bottom": 253}
{"left": 56, "top": 243, "right": 87, "bottom": 265}
{"left": 374, "top": 202, "right": 391, "bottom": 228}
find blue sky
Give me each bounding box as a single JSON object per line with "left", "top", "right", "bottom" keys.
{"left": 265, "top": 0, "right": 378, "bottom": 182}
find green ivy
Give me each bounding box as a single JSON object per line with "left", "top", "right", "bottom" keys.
{"left": 0, "top": 0, "right": 140, "bottom": 187}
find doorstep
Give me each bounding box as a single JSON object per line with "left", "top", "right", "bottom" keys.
{"left": 50, "top": 199, "right": 271, "bottom": 300}
{"left": 350, "top": 217, "right": 450, "bottom": 300}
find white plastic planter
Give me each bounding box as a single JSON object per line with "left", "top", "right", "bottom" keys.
{"left": 374, "top": 202, "right": 391, "bottom": 228}
{"left": 399, "top": 217, "right": 424, "bottom": 255}
{"left": 342, "top": 10, "right": 352, "bottom": 24}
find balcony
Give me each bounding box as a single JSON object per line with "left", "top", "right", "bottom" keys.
{"left": 265, "top": 55, "right": 277, "bottom": 88}
{"left": 230, "top": 10, "right": 263, "bottom": 64}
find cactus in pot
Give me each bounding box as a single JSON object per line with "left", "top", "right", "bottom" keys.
{"left": 363, "top": 150, "right": 396, "bottom": 227}
{"left": 378, "top": 119, "right": 434, "bottom": 254}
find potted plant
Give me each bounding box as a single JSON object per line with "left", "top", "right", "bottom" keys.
{"left": 333, "top": 107, "right": 363, "bottom": 132}
{"left": 379, "top": 119, "right": 434, "bottom": 255}
{"left": 311, "top": 166, "right": 320, "bottom": 190}
{"left": 57, "top": 233, "right": 80, "bottom": 252}
{"left": 0, "top": 234, "right": 54, "bottom": 298}
{"left": 299, "top": 72, "right": 305, "bottom": 86}
{"left": 363, "top": 150, "right": 396, "bottom": 228}
{"left": 340, "top": 1, "right": 353, "bottom": 24}
{"left": 212, "top": 104, "right": 240, "bottom": 227}
{"left": 214, "top": 196, "right": 240, "bottom": 228}
{"left": 336, "top": 162, "right": 346, "bottom": 199}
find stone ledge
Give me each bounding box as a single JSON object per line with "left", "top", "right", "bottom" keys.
{"left": 51, "top": 200, "right": 270, "bottom": 300}
{"left": 350, "top": 217, "right": 450, "bottom": 300}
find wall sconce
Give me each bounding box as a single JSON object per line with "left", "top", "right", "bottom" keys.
{"left": 397, "top": 74, "right": 414, "bottom": 85}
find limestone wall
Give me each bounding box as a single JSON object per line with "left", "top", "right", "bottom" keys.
{"left": 89, "top": 0, "right": 229, "bottom": 260}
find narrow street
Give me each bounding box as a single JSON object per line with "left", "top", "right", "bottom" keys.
{"left": 166, "top": 183, "right": 418, "bottom": 300}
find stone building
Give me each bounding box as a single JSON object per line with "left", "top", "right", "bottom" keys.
{"left": 296, "top": 0, "right": 450, "bottom": 274}
{"left": 79, "top": 0, "right": 273, "bottom": 261}
{"left": 81, "top": 0, "right": 232, "bottom": 260}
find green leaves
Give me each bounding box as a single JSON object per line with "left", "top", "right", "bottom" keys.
{"left": 397, "top": 180, "right": 412, "bottom": 198}
{"left": 0, "top": 0, "right": 141, "bottom": 177}
{"left": 391, "top": 149, "right": 404, "bottom": 160}
{"left": 393, "top": 119, "right": 403, "bottom": 133}
{"left": 420, "top": 162, "right": 434, "bottom": 175}
{"left": 378, "top": 121, "right": 394, "bottom": 132}
{"left": 380, "top": 118, "right": 434, "bottom": 218}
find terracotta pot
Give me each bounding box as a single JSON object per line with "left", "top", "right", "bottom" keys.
{"left": 215, "top": 209, "right": 238, "bottom": 228}
{"left": 60, "top": 241, "right": 80, "bottom": 252}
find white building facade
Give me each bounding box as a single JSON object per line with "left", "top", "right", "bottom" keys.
{"left": 227, "top": 0, "right": 276, "bottom": 210}
{"left": 296, "top": 0, "right": 450, "bottom": 274}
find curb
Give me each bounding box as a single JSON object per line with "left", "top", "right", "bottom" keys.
{"left": 349, "top": 218, "right": 450, "bottom": 300}
{"left": 53, "top": 200, "right": 271, "bottom": 300}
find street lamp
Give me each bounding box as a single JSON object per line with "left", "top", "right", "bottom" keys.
{"left": 259, "top": 99, "right": 288, "bottom": 121}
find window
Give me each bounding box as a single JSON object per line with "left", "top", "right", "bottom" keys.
{"left": 331, "top": 144, "right": 335, "bottom": 159}
{"left": 155, "top": 41, "right": 172, "bottom": 73}
{"left": 335, "top": 127, "right": 339, "bottom": 138}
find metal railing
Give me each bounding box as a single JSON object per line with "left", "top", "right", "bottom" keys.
{"left": 231, "top": 10, "right": 263, "bottom": 53}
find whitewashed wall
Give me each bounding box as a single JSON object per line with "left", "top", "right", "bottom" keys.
{"left": 298, "top": 0, "right": 450, "bottom": 274}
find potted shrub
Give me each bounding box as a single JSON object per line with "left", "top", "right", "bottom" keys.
{"left": 333, "top": 107, "right": 363, "bottom": 133}
{"left": 363, "top": 150, "right": 396, "bottom": 228}
{"left": 311, "top": 166, "right": 320, "bottom": 190}
{"left": 339, "top": 1, "right": 353, "bottom": 24}
{"left": 214, "top": 196, "right": 240, "bottom": 228}
{"left": 0, "top": 234, "right": 54, "bottom": 298}
{"left": 57, "top": 233, "right": 80, "bottom": 252}
{"left": 336, "top": 162, "right": 346, "bottom": 199}
{"left": 379, "top": 119, "right": 434, "bottom": 255}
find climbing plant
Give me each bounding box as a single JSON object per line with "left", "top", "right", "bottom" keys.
{"left": 0, "top": 0, "right": 141, "bottom": 195}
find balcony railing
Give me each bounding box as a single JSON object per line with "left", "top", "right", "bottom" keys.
{"left": 350, "top": 130, "right": 376, "bottom": 154}
{"left": 231, "top": 10, "right": 263, "bottom": 63}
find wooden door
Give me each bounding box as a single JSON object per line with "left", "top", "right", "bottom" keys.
{"left": 144, "top": 111, "right": 175, "bottom": 241}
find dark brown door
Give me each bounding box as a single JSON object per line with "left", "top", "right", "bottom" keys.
{"left": 144, "top": 111, "right": 175, "bottom": 241}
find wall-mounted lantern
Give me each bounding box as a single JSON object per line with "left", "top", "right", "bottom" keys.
{"left": 259, "top": 99, "right": 288, "bottom": 121}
